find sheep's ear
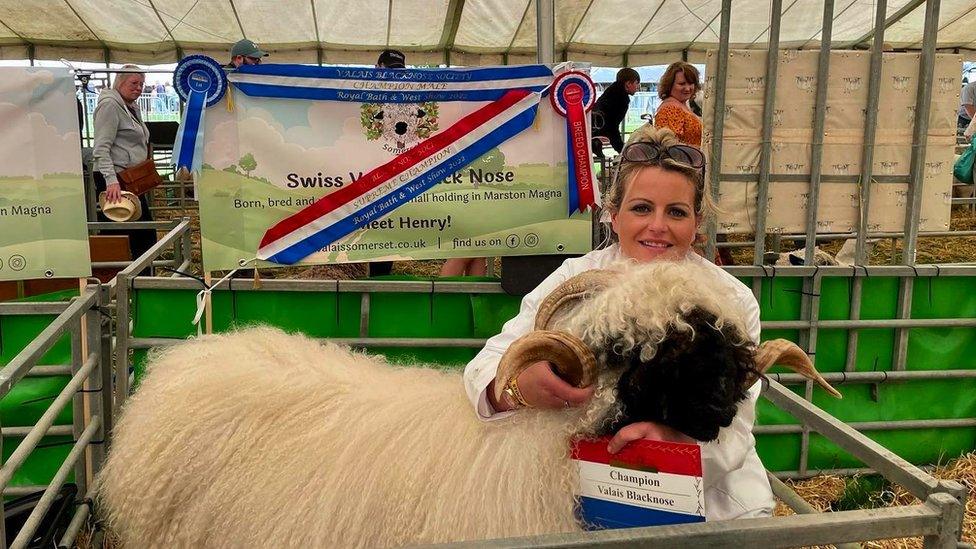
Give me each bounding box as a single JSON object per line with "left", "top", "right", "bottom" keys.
{"left": 750, "top": 339, "right": 841, "bottom": 398}
{"left": 494, "top": 330, "right": 597, "bottom": 404}
{"left": 534, "top": 270, "right": 619, "bottom": 330}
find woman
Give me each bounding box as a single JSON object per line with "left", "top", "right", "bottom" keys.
{"left": 654, "top": 62, "right": 702, "bottom": 147}
{"left": 92, "top": 64, "right": 156, "bottom": 262}
{"left": 463, "top": 125, "right": 774, "bottom": 520}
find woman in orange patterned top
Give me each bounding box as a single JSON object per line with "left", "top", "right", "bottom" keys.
{"left": 654, "top": 62, "right": 702, "bottom": 147}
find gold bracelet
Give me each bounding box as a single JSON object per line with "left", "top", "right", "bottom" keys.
{"left": 504, "top": 376, "right": 532, "bottom": 409}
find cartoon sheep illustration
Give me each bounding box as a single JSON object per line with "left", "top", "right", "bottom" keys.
{"left": 361, "top": 101, "right": 439, "bottom": 152}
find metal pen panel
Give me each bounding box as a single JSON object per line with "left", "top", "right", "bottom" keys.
{"left": 750, "top": 0, "right": 783, "bottom": 291}
{"left": 705, "top": 0, "right": 732, "bottom": 262}
{"left": 803, "top": 0, "right": 834, "bottom": 268}
{"left": 854, "top": 0, "right": 888, "bottom": 264}
{"left": 894, "top": 0, "right": 942, "bottom": 373}
{"left": 69, "top": 321, "right": 88, "bottom": 500}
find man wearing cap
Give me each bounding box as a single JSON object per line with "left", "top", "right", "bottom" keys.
{"left": 228, "top": 39, "right": 269, "bottom": 69}
{"left": 376, "top": 49, "right": 406, "bottom": 70}
{"left": 368, "top": 49, "right": 407, "bottom": 277}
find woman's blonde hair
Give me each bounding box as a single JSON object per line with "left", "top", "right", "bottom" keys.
{"left": 112, "top": 64, "right": 145, "bottom": 93}
{"left": 604, "top": 124, "right": 716, "bottom": 219}
{"left": 658, "top": 62, "right": 701, "bottom": 100}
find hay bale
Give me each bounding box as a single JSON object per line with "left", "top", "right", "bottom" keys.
{"left": 772, "top": 453, "right": 976, "bottom": 549}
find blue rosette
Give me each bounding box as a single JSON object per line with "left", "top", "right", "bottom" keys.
{"left": 172, "top": 55, "right": 227, "bottom": 180}
{"left": 174, "top": 55, "right": 227, "bottom": 106}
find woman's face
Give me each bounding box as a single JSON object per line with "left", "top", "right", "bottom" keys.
{"left": 669, "top": 71, "right": 696, "bottom": 103}
{"left": 119, "top": 75, "right": 145, "bottom": 103}
{"left": 611, "top": 165, "right": 700, "bottom": 263}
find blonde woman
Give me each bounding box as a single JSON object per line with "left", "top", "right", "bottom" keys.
{"left": 464, "top": 126, "right": 774, "bottom": 521}
{"left": 91, "top": 65, "right": 156, "bottom": 261}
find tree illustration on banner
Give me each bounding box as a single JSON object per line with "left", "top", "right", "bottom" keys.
{"left": 239, "top": 153, "right": 257, "bottom": 178}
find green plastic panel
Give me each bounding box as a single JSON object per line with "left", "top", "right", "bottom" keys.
{"left": 0, "top": 289, "right": 79, "bottom": 492}
{"left": 5, "top": 275, "right": 969, "bottom": 484}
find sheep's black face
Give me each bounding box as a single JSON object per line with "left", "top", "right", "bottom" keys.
{"left": 608, "top": 308, "right": 757, "bottom": 442}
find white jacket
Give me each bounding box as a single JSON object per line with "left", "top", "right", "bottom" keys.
{"left": 463, "top": 245, "right": 775, "bottom": 521}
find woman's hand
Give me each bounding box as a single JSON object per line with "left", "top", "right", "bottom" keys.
{"left": 607, "top": 421, "right": 695, "bottom": 454}
{"left": 105, "top": 182, "right": 123, "bottom": 203}
{"left": 489, "top": 360, "right": 594, "bottom": 412}
{"left": 517, "top": 360, "right": 594, "bottom": 409}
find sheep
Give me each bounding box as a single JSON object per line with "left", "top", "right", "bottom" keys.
{"left": 765, "top": 238, "right": 879, "bottom": 267}
{"left": 97, "top": 259, "right": 839, "bottom": 548}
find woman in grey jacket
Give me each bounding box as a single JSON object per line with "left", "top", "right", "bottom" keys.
{"left": 91, "top": 65, "right": 156, "bottom": 262}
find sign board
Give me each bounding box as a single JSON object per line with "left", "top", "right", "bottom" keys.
{"left": 0, "top": 67, "right": 91, "bottom": 281}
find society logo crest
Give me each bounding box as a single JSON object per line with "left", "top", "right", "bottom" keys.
{"left": 360, "top": 102, "right": 439, "bottom": 154}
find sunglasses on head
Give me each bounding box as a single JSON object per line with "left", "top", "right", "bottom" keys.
{"left": 621, "top": 142, "right": 706, "bottom": 172}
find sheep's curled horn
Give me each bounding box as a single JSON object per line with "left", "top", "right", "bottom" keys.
{"left": 494, "top": 269, "right": 841, "bottom": 407}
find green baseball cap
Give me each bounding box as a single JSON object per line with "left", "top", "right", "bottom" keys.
{"left": 231, "top": 39, "right": 268, "bottom": 59}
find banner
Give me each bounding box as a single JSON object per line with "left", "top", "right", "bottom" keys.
{"left": 196, "top": 64, "right": 594, "bottom": 271}
{"left": 0, "top": 68, "right": 90, "bottom": 281}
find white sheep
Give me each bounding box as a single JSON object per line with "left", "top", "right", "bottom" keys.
{"left": 97, "top": 259, "right": 837, "bottom": 548}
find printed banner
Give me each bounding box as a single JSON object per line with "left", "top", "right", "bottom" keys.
{"left": 571, "top": 437, "right": 705, "bottom": 529}
{"left": 0, "top": 67, "right": 91, "bottom": 281}
{"left": 197, "top": 64, "right": 593, "bottom": 271}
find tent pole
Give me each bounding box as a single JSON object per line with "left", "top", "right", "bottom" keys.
{"left": 536, "top": 0, "right": 554, "bottom": 64}
{"left": 705, "top": 0, "right": 732, "bottom": 262}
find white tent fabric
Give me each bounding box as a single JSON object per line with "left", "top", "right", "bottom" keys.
{"left": 0, "top": 0, "right": 973, "bottom": 66}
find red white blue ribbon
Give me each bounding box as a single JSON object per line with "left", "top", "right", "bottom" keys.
{"left": 550, "top": 71, "right": 597, "bottom": 214}
{"left": 257, "top": 89, "right": 542, "bottom": 264}
{"left": 229, "top": 64, "right": 553, "bottom": 103}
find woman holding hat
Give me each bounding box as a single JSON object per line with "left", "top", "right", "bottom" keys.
{"left": 91, "top": 64, "right": 157, "bottom": 263}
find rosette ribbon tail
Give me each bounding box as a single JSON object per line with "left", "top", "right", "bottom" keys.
{"left": 550, "top": 71, "right": 598, "bottom": 215}
{"left": 172, "top": 88, "right": 207, "bottom": 180}
{"left": 171, "top": 55, "right": 228, "bottom": 185}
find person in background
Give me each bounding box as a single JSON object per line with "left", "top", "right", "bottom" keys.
{"left": 959, "top": 79, "right": 976, "bottom": 130}
{"left": 654, "top": 62, "right": 731, "bottom": 264}
{"left": 440, "top": 257, "right": 487, "bottom": 277}
{"left": 91, "top": 65, "right": 157, "bottom": 262}
{"left": 369, "top": 49, "right": 408, "bottom": 277}
{"left": 591, "top": 67, "right": 641, "bottom": 156}
{"left": 654, "top": 62, "right": 702, "bottom": 147}
{"left": 164, "top": 82, "right": 179, "bottom": 112}
{"left": 227, "top": 39, "right": 269, "bottom": 69}
{"left": 376, "top": 48, "right": 406, "bottom": 69}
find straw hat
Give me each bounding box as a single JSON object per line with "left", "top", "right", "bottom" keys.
{"left": 98, "top": 190, "right": 142, "bottom": 222}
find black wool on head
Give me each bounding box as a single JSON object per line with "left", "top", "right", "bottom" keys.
{"left": 609, "top": 308, "right": 756, "bottom": 442}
